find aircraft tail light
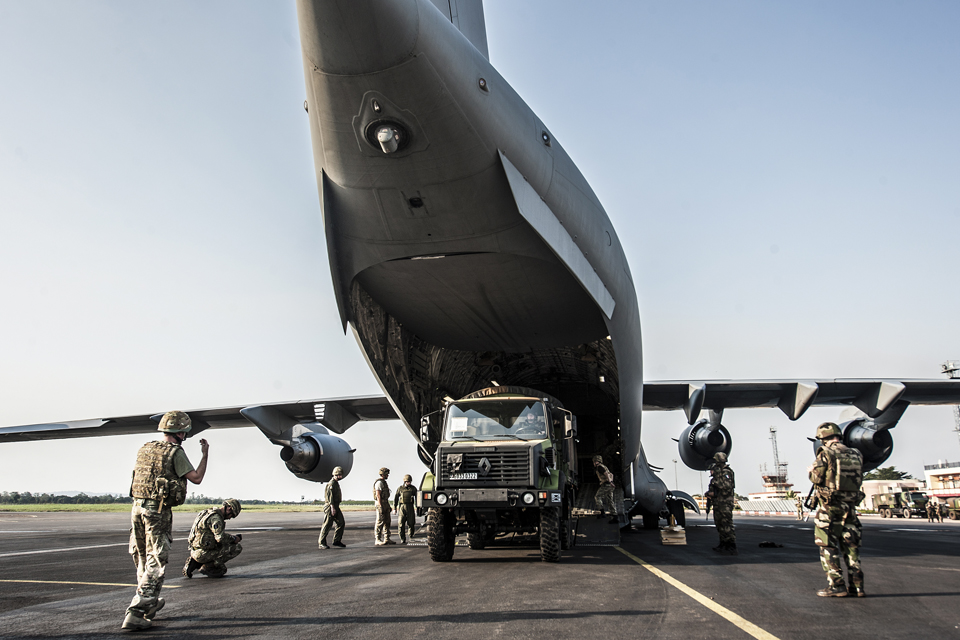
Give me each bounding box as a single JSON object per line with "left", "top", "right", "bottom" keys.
{"left": 377, "top": 126, "right": 400, "bottom": 154}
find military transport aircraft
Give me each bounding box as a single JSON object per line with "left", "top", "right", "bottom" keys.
{"left": 3, "top": 0, "right": 960, "bottom": 527}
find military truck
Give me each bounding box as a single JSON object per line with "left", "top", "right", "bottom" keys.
{"left": 944, "top": 497, "right": 960, "bottom": 520}
{"left": 872, "top": 491, "right": 929, "bottom": 518}
{"left": 417, "top": 386, "right": 579, "bottom": 563}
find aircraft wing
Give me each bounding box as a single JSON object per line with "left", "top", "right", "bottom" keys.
{"left": 642, "top": 379, "right": 960, "bottom": 424}
{"left": 0, "top": 396, "right": 399, "bottom": 443}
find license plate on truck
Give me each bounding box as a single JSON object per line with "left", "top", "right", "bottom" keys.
{"left": 449, "top": 473, "right": 478, "bottom": 480}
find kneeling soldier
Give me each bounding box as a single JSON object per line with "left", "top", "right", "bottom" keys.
{"left": 183, "top": 499, "right": 243, "bottom": 579}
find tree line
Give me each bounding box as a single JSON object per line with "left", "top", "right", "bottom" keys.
{"left": 0, "top": 491, "right": 370, "bottom": 505}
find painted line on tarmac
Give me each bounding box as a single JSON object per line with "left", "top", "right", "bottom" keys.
{"left": 0, "top": 537, "right": 187, "bottom": 558}
{"left": 0, "top": 579, "right": 181, "bottom": 589}
{"left": 615, "top": 547, "right": 779, "bottom": 640}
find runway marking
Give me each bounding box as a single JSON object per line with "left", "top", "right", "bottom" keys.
{"left": 0, "top": 579, "right": 180, "bottom": 589}
{"left": 615, "top": 547, "right": 779, "bottom": 640}
{"left": 0, "top": 537, "right": 187, "bottom": 558}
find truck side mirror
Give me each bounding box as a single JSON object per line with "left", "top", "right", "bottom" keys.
{"left": 564, "top": 415, "right": 577, "bottom": 438}
{"left": 420, "top": 410, "right": 442, "bottom": 445}
{"left": 420, "top": 417, "right": 432, "bottom": 444}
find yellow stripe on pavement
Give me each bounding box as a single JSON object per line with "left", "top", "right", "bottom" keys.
{"left": 0, "top": 579, "right": 181, "bottom": 589}
{"left": 615, "top": 547, "right": 779, "bottom": 640}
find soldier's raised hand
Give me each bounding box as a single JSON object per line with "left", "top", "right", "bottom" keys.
{"left": 199, "top": 438, "right": 210, "bottom": 456}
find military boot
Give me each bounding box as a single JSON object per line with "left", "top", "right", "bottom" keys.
{"left": 817, "top": 584, "right": 848, "bottom": 597}
{"left": 183, "top": 557, "right": 202, "bottom": 578}
{"left": 199, "top": 564, "right": 228, "bottom": 578}
{"left": 144, "top": 597, "right": 165, "bottom": 621}
{"left": 848, "top": 584, "right": 866, "bottom": 598}
{"left": 121, "top": 611, "right": 152, "bottom": 631}
{"left": 723, "top": 543, "right": 738, "bottom": 556}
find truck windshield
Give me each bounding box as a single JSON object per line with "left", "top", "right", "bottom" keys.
{"left": 445, "top": 400, "right": 548, "bottom": 441}
{"left": 910, "top": 493, "right": 926, "bottom": 501}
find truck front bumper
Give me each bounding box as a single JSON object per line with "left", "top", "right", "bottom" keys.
{"left": 420, "top": 488, "right": 562, "bottom": 509}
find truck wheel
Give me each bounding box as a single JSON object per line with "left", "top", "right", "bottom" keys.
{"left": 879, "top": 509, "right": 887, "bottom": 518}
{"left": 950, "top": 511, "right": 957, "bottom": 520}
{"left": 903, "top": 508, "right": 912, "bottom": 519}
{"left": 467, "top": 532, "right": 485, "bottom": 550}
{"left": 427, "top": 508, "right": 454, "bottom": 562}
{"left": 539, "top": 507, "right": 561, "bottom": 563}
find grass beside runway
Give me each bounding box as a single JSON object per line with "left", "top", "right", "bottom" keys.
{"left": 0, "top": 502, "right": 377, "bottom": 513}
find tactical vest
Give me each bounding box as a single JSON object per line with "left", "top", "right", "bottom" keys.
{"left": 396, "top": 485, "right": 417, "bottom": 506}
{"left": 373, "top": 478, "right": 390, "bottom": 503}
{"left": 822, "top": 443, "right": 863, "bottom": 493}
{"left": 188, "top": 508, "right": 223, "bottom": 551}
{"left": 130, "top": 441, "right": 187, "bottom": 507}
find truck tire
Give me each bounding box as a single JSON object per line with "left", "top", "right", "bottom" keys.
{"left": 427, "top": 508, "right": 454, "bottom": 562}
{"left": 467, "top": 532, "right": 485, "bottom": 550}
{"left": 540, "top": 507, "right": 561, "bottom": 563}
{"left": 879, "top": 509, "right": 887, "bottom": 518}
{"left": 950, "top": 511, "right": 957, "bottom": 520}
{"left": 903, "top": 508, "right": 912, "bottom": 519}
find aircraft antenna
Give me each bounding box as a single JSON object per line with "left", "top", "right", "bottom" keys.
{"left": 941, "top": 360, "right": 960, "bottom": 452}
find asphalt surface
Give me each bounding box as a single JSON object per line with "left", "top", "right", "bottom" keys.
{"left": 1, "top": 510, "right": 958, "bottom": 639}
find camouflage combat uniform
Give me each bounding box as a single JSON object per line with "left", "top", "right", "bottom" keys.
{"left": 809, "top": 439, "right": 864, "bottom": 594}
{"left": 318, "top": 475, "right": 344, "bottom": 547}
{"left": 594, "top": 458, "right": 617, "bottom": 516}
{"left": 927, "top": 501, "right": 936, "bottom": 522}
{"left": 187, "top": 508, "right": 242, "bottom": 577}
{"left": 374, "top": 475, "right": 393, "bottom": 544}
{"left": 796, "top": 495, "right": 803, "bottom": 520}
{"left": 394, "top": 481, "right": 418, "bottom": 543}
{"left": 127, "top": 441, "right": 193, "bottom": 620}
{"left": 707, "top": 457, "right": 736, "bottom": 553}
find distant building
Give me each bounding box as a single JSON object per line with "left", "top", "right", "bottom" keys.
{"left": 924, "top": 461, "right": 960, "bottom": 502}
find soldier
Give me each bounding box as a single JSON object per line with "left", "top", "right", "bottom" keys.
{"left": 807, "top": 421, "right": 865, "bottom": 598}
{"left": 393, "top": 474, "right": 418, "bottom": 543}
{"left": 122, "top": 410, "right": 208, "bottom": 631}
{"left": 932, "top": 499, "right": 943, "bottom": 523}
{"left": 593, "top": 455, "right": 618, "bottom": 524}
{"left": 795, "top": 494, "right": 804, "bottom": 521}
{"left": 318, "top": 466, "right": 346, "bottom": 549}
{"left": 940, "top": 501, "right": 949, "bottom": 522}
{"left": 706, "top": 452, "right": 737, "bottom": 555}
{"left": 373, "top": 467, "right": 395, "bottom": 545}
{"left": 183, "top": 499, "right": 243, "bottom": 578}
{"left": 927, "top": 499, "right": 936, "bottom": 522}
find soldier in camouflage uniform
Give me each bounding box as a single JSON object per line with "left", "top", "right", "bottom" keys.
{"left": 927, "top": 500, "right": 936, "bottom": 522}
{"left": 374, "top": 467, "right": 395, "bottom": 545}
{"left": 318, "top": 466, "right": 346, "bottom": 549}
{"left": 706, "top": 452, "right": 737, "bottom": 555}
{"left": 795, "top": 495, "right": 804, "bottom": 520}
{"left": 593, "top": 455, "right": 618, "bottom": 523}
{"left": 393, "top": 474, "right": 418, "bottom": 543}
{"left": 123, "top": 410, "right": 208, "bottom": 631}
{"left": 808, "top": 422, "right": 865, "bottom": 598}
{"left": 182, "top": 499, "right": 242, "bottom": 578}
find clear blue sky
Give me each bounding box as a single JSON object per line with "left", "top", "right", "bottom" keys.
{"left": 1, "top": 1, "right": 958, "bottom": 501}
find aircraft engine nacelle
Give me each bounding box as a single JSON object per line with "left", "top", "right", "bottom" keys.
{"left": 811, "top": 417, "right": 893, "bottom": 474}
{"left": 279, "top": 428, "right": 355, "bottom": 483}
{"left": 678, "top": 419, "right": 733, "bottom": 471}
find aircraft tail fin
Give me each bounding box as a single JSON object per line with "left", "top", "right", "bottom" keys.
{"left": 427, "top": 0, "right": 488, "bottom": 59}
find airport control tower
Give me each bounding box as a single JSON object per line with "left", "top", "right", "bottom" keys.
{"left": 752, "top": 427, "right": 793, "bottom": 500}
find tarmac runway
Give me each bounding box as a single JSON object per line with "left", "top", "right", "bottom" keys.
{"left": 1, "top": 510, "right": 958, "bottom": 639}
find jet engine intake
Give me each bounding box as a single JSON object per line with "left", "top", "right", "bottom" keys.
{"left": 280, "top": 429, "right": 355, "bottom": 483}
{"left": 811, "top": 418, "right": 893, "bottom": 473}
{"left": 678, "top": 419, "right": 733, "bottom": 471}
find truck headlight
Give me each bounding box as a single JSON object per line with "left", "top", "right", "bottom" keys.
{"left": 435, "top": 493, "right": 449, "bottom": 506}
{"left": 522, "top": 492, "right": 535, "bottom": 505}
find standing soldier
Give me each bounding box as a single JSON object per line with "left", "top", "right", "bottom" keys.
{"left": 807, "top": 422, "right": 865, "bottom": 598}
{"left": 706, "top": 452, "right": 737, "bottom": 555}
{"left": 394, "top": 474, "right": 418, "bottom": 543}
{"left": 795, "top": 494, "right": 804, "bottom": 521}
{"left": 183, "top": 499, "right": 243, "bottom": 578}
{"left": 940, "top": 501, "right": 949, "bottom": 522}
{"left": 318, "top": 466, "right": 346, "bottom": 549}
{"left": 593, "top": 455, "right": 618, "bottom": 523}
{"left": 927, "top": 499, "right": 936, "bottom": 522}
{"left": 373, "top": 467, "right": 395, "bottom": 545}
{"left": 123, "top": 410, "right": 208, "bottom": 631}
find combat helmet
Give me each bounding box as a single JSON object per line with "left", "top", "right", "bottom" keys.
{"left": 222, "top": 498, "right": 241, "bottom": 516}
{"left": 403, "top": 474, "right": 412, "bottom": 482}
{"left": 815, "top": 422, "right": 842, "bottom": 440}
{"left": 712, "top": 452, "right": 728, "bottom": 465}
{"left": 379, "top": 467, "right": 390, "bottom": 476}
{"left": 158, "top": 410, "right": 192, "bottom": 434}
{"left": 332, "top": 466, "right": 344, "bottom": 476}
{"left": 592, "top": 455, "right": 603, "bottom": 464}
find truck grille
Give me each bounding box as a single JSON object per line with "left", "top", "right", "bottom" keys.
{"left": 440, "top": 449, "right": 530, "bottom": 485}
